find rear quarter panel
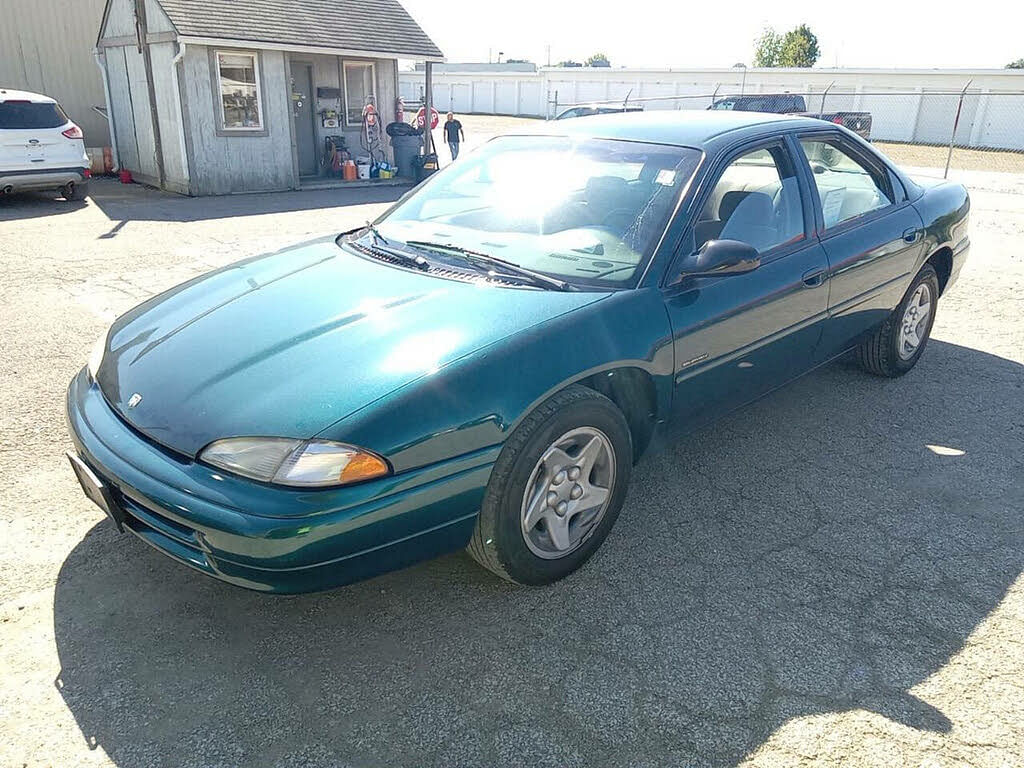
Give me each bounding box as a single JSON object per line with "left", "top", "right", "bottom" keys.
{"left": 912, "top": 181, "right": 971, "bottom": 269}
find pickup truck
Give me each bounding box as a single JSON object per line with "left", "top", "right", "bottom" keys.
{"left": 708, "top": 93, "right": 872, "bottom": 140}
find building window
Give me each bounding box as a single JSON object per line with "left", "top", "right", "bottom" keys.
{"left": 343, "top": 61, "right": 376, "bottom": 126}
{"left": 215, "top": 51, "right": 263, "bottom": 130}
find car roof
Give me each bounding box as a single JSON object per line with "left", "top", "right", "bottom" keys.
{"left": 0, "top": 88, "right": 56, "bottom": 103}
{"left": 546, "top": 109, "right": 823, "bottom": 148}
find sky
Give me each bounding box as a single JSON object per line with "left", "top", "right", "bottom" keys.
{"left": 399, "top": 0, "right": 1024, "bottom": 70}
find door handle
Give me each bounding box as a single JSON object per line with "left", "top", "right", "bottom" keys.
{"left": 802, "top": 268, "right": 826, "bottom": 288}
{"left": 902, "top": 227, "right": 921, "bottom": 244}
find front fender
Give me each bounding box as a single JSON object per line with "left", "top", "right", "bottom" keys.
{"left": 319, "top": 288, "right": 675, "bottom": 473}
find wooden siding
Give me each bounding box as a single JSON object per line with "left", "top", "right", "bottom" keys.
{"left": 103, "top": 46, "right": 142, "bottom": 175}
{"left": 121, "top": 44, "right": 161, "bottom": 183}
{"left": 149, "top": 41, "right": 188, "bottom": 190}
{"left": 180, "top": 44, "right": 295, "bottom": 195}
{"left": 145, "top": 0, "right": 176, "bottom": 34}
{"left": 100, "top": 0, "right": 136, "bottom": 38}
{"left": 95, "top": 0, "right": 403, "bottom": 194}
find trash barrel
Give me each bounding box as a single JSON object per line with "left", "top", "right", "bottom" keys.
{"left": 413, "top": 152, "right": 439, "bottom": 183}
{"left": 391, "top": 134, "right": 424, "bottom": 178}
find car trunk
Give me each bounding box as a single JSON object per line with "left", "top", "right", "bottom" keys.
{"left": 0, "top": 101, "right": 81, "bottom": 172}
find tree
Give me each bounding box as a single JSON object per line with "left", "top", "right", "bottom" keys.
{"left": 585, "top": 53, "right": 611, "bottom": 67}
{"left": 778, "top": 24, "right": 820, "bottom": 67}
{"left": 753, "top": 24, "right": 820, "bottom": 68}
{"left": 1007, "top": 58, "right": 1024, "bottom": 69}
{"left": 753, "top": 27, "right": 783, "bottom": 67}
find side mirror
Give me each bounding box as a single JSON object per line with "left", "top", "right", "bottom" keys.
{"left": 680, "top": 239, "right": 761, "bottom": 279}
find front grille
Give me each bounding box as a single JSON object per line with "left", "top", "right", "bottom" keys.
{"left": 88, "top": 459, "right": 203, "bottom": 553}
{"left": 120, "top": 487, "right": 199, "bottom": 546}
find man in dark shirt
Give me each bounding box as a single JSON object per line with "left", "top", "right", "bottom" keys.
{"left": 443, "top": 112, "right": 464, "bottom": 162}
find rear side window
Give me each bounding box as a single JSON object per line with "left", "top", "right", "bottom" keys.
{"left": 799, "top": 139, "right": 893, "bottom": 229}
{"left": 0, "top": 101, "right": 68, "bottom": 129}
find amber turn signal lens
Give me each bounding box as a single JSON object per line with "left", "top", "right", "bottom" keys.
{"left": 339, "top": 451, "right": 390, "bottom": 483}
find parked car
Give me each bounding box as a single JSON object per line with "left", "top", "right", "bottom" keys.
{"left": 0, "top": 88, "right": 90, "bottom": 200}
{"left": 709, "top": 93, "right": 873, "bottom": 140}
{"left": 67, "top": 111, "right": 969, "bottom": 593}
{"left": 555, "top": 103, "right": 643, "bottom": 120}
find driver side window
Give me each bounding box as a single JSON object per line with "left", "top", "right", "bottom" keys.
{"left": 694, "top": 144, "right": 805, "bottom": 255}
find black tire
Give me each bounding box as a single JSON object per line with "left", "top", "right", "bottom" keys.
{"left": 467, "top": 385, "right": 632, "bottom": 585}
{"left": 857, "top": 263, "right": 940, "bottom": 377}
{"left": 62, "top": 181, "right": 89, "bottom": 201}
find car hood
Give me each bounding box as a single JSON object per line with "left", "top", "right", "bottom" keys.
{"left": 96, "top": 239, "right": 606, "bottom": 457}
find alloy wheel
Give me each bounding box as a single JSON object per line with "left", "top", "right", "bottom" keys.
{"left": 898, "top": 282, "right": 932, "bottom": 360}
{"left": 520, "top": 427, "right": 616, "bottom": 559}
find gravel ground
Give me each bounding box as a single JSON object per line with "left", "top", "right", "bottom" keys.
{"left": 1, "top": 132, "right": 1022, "bottom": 768}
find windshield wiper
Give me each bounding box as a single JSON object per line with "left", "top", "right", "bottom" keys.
{"left": 405, "top": 240, "right": 572, "bottom": 292}
{"left": 364, "top": 221, "right": 393, "bottom": 247}
{"left": 339, "top": 223, "right": 430, "bottom": 271}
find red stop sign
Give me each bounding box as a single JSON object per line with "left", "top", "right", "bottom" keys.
{"left": 415, "top": 106, "right": 440, "bottom": 129}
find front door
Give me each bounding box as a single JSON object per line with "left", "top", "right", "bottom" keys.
{"left": 663, "top": 137, "right": 831, "bottom": 431}
{"left": 290, "top": 62, "right": 317, "bottom": 177}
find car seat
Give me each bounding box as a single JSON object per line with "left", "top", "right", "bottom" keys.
{"left": 718, "top": 190, "right": 778, "bottom": 252}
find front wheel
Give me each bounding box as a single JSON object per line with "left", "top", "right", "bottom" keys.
{"left": 857, "top": 263, "right": 940, "bottom": 377}
{"left": 467, "top": 385, "right": 632, "bottom": 585}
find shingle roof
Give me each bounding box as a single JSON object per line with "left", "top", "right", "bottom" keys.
{"left": 157, "top": 0, "right": 443, "bottom": 59}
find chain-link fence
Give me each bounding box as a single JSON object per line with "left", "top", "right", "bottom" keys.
{"left": 548, "top": 87, "right": 1024, "bottom": 179}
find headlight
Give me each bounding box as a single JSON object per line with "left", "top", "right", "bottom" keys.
{"left": 87, "top": 332, "right": 107, "bottom": 380}
{"left": 199, "top": 437, "right": 390, "bottom": 487}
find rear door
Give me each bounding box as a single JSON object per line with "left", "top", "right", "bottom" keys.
{"left": 662, "top": 134, "right": 831, "bottom": 431}
{"left": 793, "top": 132, "right": 925, "bottom": 358}
{"left": 0, "top": 99, "right": 80, "bottom": 172}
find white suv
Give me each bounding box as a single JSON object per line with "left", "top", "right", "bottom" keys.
{"left": 1, "top": 88, "right": 90, "bottom": 200}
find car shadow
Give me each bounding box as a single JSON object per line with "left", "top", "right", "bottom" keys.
{"left": 0, "top": 190, "right": 87, "bottom": 219}
{"left": 0, "top": 177, "right": 409, "bottom": 225}
{"left": 53, "top": 340, "right": 1024, "bottom": 767}
{"left": 85, "top": 178, "right": 410, "bottom": 224}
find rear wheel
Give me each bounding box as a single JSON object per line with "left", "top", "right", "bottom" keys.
{"left": 467, "top": 385, "right": 632, "bottom": 585}
{"left": 857, "top": 263, "right": 939, "bottom": 377}
{"left": 62, "top": 181, "right": 88, "bottom": 201}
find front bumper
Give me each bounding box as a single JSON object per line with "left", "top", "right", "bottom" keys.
{"left": 66, "top": 369, "right": 493, "bottom": 592}
{"left": 1, "top": 166, "right": 89, "bottom": 193}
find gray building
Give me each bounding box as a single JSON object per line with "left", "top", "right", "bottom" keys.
{"left": 97, "top": 0, "right": 442, "bottom": 195}
{"left": 0, "top": 0, "right": 111, "bottom": 147}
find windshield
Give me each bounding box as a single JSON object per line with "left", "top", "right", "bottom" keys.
{"left": 375, "top": 136, "right": 702, "bottom": 289}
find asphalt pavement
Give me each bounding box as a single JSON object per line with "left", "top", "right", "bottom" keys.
{"left": 0, "top": 152, "right": 1022, "bottom": 767}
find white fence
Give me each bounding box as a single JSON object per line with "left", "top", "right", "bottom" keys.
{"left": 399, "top": 67, "right": 1024, "bottom": 151}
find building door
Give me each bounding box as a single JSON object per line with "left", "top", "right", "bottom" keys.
{"left": 290, "top": 62, "right": 317, "bottom": 176}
